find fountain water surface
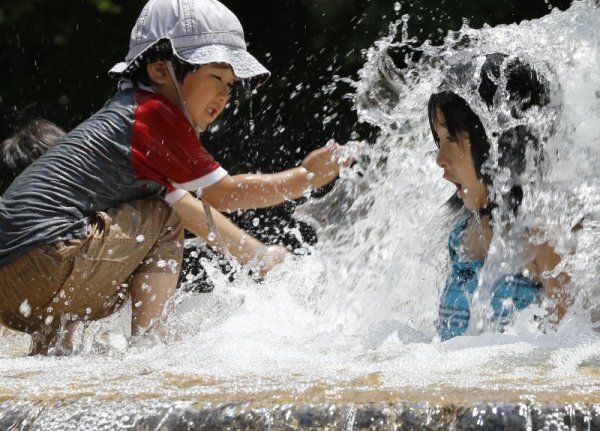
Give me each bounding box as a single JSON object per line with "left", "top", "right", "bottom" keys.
{"left": 1, "top": 1, "right": 600, "bottom": 429}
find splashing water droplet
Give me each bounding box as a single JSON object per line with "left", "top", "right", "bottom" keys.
{"left": 156, "top": 259, "right": 167, "bottom": 268}
{"left": 19, "top": 300, "right": 31, "bottom": 318}
{"left": 394, "top": 2, "right": 401, "bottom": 12}
{"left": 252, "top": 218, "right": 260, "bottom": 227}
{"left": 207, "top": 232, "right": 216, "bottom": 241}
{"left": 167, "top": 259, "right": 178, "bottom": 273}
{"left": 44, "top": 315, "right": 54, "bottom": 325}
{"left": 136, "top": 235, "right": 145, "bottom": 242}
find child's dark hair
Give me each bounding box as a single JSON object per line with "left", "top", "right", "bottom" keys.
{"left": 0, "top": 119, "right": 65, "bottom": 194}
{"left": 428, "top": 54, "right": 550, "bottom": 214}
{"left": 120, "top": 39, "right": 198, "bottom": 86}
{"left": 428, "top": 91, "right": 491, "bottom": 183}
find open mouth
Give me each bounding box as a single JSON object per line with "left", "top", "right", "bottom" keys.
{"left": 445, "top": 176, "right": 465, "bottom": 198}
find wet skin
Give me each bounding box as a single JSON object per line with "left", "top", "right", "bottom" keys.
{"left": 177, "top": 63, "right": 235, "bottom": 130}
{"left": 433, "top": 107, "right": 488, "bottom": 212}
{"left": 433, "top": 107, "right": 491, "bottom": 261}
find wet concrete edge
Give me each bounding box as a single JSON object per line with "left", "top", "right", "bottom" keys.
{"left": 1, "top": 400, "right": 599, "bottom": 430}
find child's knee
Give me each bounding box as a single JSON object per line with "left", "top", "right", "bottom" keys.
{"left": 147, "top": 198, "right": 184, "bottom": 269}
{"left": 115, "top": 197, "right": 184, "bottom": 276}
{"left": 155, "top": 198, "right": 184, "bottom": 244}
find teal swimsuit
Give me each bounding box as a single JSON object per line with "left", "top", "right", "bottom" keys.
{"left": 436, "top": 213, "right": 541, "bottom": 340}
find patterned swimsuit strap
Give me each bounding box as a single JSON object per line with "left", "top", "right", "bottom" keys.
{"left": 448, "top": 211, "right": 472, "bottom": 260}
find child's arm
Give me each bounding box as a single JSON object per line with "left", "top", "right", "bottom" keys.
{"left": 172, "top": 192, "right": 288, "bottom": 275}
{"left": 201, "top": 145, "right": 343, "bottom": 212}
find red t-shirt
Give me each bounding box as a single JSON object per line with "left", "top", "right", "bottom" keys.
{"left": 0, "top": 87, "right": 227, "bottom": 265}
{"left": 131, "top": 89, "right": 227, "bottom": 203}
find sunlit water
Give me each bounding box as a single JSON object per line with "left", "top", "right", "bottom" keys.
{"left": 1, "top": 0, "right": 600, "bottom": 412}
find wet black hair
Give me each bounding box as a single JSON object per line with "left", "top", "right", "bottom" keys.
{"left": 0, "top": 119, "right": 65, "bottom": 194}
{"left": 428, "top": 54, "right": 550, "bottom": 214}
{"left": 428, "top": 91, "right": 491, "bottom": 183}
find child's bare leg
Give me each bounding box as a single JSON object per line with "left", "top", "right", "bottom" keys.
{"left": 129, "top": 273, "right": 179, "bottom": 336}
{"left": 29, "top": 320, "right": 79, "bottom": 356}
{"left": 30, "top": 327, "right": 55, "bottom": 356}
{"left": 56, "top": 320, "right": 79, "bottom": 354}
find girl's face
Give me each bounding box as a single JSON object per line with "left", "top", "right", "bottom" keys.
{"left": 434, "top": 108, "right": 488, "bottom": 211}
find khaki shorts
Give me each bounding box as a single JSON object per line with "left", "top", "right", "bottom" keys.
{"left": 0, "top": 197, "right": 184, "bottom": 334}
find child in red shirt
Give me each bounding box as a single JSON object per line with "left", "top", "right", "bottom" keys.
{"left": 0, "top": 0, "right": 348, "bottom": 355}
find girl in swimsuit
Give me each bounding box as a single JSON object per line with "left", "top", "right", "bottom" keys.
{"left": 428, "top": 54, "right": 570, "bottom": 340}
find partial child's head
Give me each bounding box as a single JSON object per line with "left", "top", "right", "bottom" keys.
{"left": 145, "top": 59, "right": 236, "bottom": 131}
{"left": 0, "top": 119, "right": 65, "bottom": 194}
{"left": 118, "top": 39, "right": 236, "bottom": 130}
{"left": 109, "top": 0, "right": 270, "bottom": 130}
{"left": 428, "top": 54, "right": 551, "bottom": 213}
{"left": 430, "top": 97, "right": 489, "bottom": 211}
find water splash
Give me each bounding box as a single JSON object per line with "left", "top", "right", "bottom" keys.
{"left": 305, "top": 0, "right": 600, "bottom": 337}
{"left": 1, "top": 0, "right": 600, "bottom": 413}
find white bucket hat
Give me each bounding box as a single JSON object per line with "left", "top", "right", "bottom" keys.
{"left": 108, "top": 0, "right": 270, "bottom": 86}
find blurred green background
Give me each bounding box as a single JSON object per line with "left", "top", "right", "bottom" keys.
{"left": 0, "top": 0, "right": 572, "bottom": 251}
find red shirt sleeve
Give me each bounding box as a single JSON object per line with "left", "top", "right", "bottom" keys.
{"left": 130, "top": 90, "right": 227, "bottom": 200}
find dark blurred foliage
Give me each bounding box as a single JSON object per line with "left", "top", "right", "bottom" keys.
{"left": 0, "top": 0, "right": 572, "bottom": 253}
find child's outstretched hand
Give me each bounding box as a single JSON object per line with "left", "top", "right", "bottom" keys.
{"left": 302, "top": 140, "right": 359, "bottom": 189}
{"left": 257, "top": 245, "right": 289, "bottom": 277}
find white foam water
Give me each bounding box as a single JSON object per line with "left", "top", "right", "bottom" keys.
{"left": 1, "top": 0, "right": 600, "bottom": 411}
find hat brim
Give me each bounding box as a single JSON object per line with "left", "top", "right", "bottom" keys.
{"left": 178, "top": 44, "right": 270, "bottom": 83}
{"left": 109, "top": 62, "right": 129, "bottom": 76}
{"left": 109, "top": 41, "right": 270, "bottom": 90}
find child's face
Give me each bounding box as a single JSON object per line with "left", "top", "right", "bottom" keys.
{"left": 434, "top": 108, "right": 488, "bottom": 211}
{"left": 179, "top": 63, "right": 235, "bottom": 130}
